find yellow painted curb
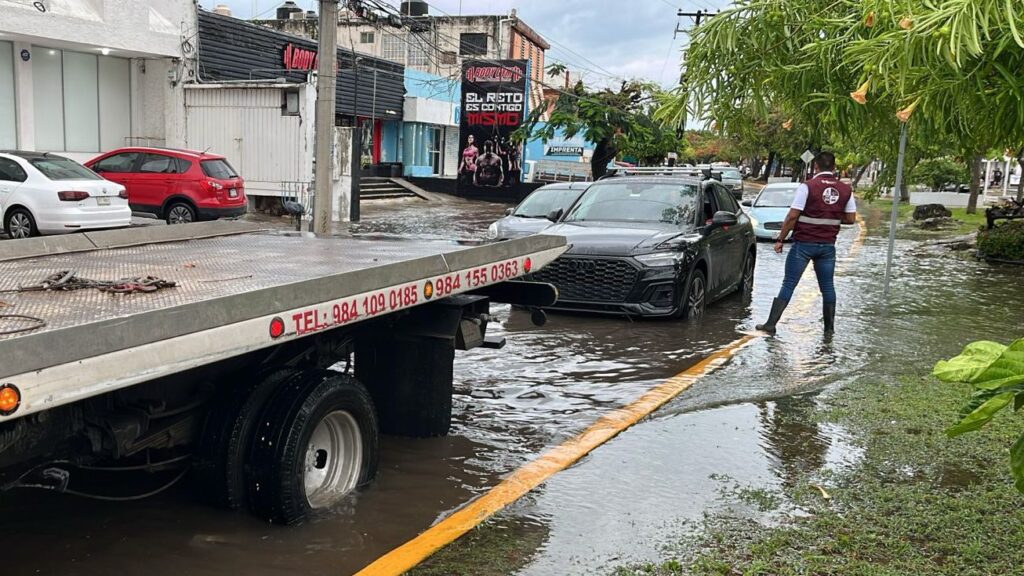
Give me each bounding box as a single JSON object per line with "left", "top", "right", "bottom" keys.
{"left": 354, "top": 334, "right": 757, "bottom": 576}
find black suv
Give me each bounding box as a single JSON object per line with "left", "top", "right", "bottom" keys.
{"left": 530, "top": 170, "right": 756, "bottom": 318}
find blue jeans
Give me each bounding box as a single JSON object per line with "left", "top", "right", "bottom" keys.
{"left": 777, "top": 241, "right": 837, "bottom": 304}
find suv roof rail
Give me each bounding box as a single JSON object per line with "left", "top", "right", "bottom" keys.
{"left": 602, "top": 166, "right": 721, "bottom": 181}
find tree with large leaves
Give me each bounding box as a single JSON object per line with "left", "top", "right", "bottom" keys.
{"left": 515, "top": 65, "right": 685, "bottom": 180}
{"left": 658, "top": 0, "right": 1024, "bottom": 212}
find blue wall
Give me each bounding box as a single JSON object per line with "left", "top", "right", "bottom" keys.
{"left": 405, "top": 69, "right": 459, "bottom": 103}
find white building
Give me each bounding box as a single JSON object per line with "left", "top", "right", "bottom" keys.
{"left": 0, "top": 0, "right": 193, "bottom": 162}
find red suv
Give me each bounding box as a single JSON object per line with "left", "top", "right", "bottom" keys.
{"left": 86, "top": 147, "right": 247, "bottom": 224}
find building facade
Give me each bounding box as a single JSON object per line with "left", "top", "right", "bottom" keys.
{"left": 0, "top": 0, "right": 193, "bottom": 161}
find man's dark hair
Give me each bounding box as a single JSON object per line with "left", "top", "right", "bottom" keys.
{"left": 814, "top": 151, "right": 836, "bottom": 172}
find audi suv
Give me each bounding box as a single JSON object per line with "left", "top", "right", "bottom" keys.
{"left": 529, "top": 172, "right": 756, "bottom": 319}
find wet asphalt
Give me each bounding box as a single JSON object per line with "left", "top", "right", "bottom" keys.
{"left": 2, "top": 191, "right": 1023, "bottom": 575}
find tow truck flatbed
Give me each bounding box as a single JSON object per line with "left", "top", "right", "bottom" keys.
{"left": 0, "top": 223, "right": 566, "bottom": 422}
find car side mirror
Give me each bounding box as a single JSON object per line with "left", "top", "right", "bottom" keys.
{"left": 505, "top": 207, "right": 514, "bottom": 215}
{"left": 741, "top": 199, "right": 752, "bottom": 207}
{"left": 709, "top": 210, "right": 738, "bottom": 230}
{"left": 546, "top": 208, "right": 563, "bottom": 223}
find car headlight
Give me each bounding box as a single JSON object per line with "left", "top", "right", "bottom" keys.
{"left": 634, "top": 251, "right": 682, "bottom": 267}
{"left": 487, "top": 222, "right": 499, "bottom": 240}
{"left": 748, "top": 214, "right": 759, "bottom": 228}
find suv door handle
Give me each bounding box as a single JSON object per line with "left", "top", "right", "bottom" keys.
{"left": 726, "top": 236, "right": 736, "bottom": 243}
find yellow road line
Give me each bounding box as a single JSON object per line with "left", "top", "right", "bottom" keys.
{"left": 354, "top": 334, "right": 757, "bottom": 576}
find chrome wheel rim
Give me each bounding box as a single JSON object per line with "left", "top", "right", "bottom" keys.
{"left": 8, "top": 213, "right": 31, "bottom": 238}
{"left": 304, "top": 410, "right": 362, "bottom": 509}
{"left": 168, "top": 206, "right": 193, "bottom": 224}
{"left": 687, "top": 275, "right": 706, "bottom": 319}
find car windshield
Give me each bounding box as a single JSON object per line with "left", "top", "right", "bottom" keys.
{"left": 756, "top": 187, "right": 797, "bottom": 207}
{"left": 721, "top": 169, "right": 741, "bottom": 179}
{"left": 201, "top": 159, "right": 238, "bottom": 179}
{"left": 513, "top": 187, "right": 583, "bottom": 218}
{"left": 29, "top": 157, "right": 101, "bottom": 181}
{"left": 564, "top": 181, "right": 698, "bottom": 228}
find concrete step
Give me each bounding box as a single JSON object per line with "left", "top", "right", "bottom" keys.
{"left": 362, "top": 191, "right": 418, "bottom": 200}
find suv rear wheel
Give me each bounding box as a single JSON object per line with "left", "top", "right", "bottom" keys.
{"left": 166, "top": 202, "right": 196, "bottom": 225}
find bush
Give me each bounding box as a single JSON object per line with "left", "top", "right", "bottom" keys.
{"left": 977, "top": 220, "right": 1024, "bottom": 261}
{"left": 911, "top": 157, "right": 970, "bottom": 192}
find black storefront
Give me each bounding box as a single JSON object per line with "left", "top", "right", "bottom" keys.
{"left": 196, "top": 11, "right": 405, "bottom": 165}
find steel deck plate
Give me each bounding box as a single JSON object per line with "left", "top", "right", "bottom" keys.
{"left": 0, "top": 231, "right": 566, "bottom": 380}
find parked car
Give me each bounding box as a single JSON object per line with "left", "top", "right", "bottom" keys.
{"left": 0, "top": 151, "right": 131, "bottom": 239}
{"left": 742, "top": 182, "right": 798, "bottom": 240}
{"left": 719, "top": 168, "right": 744, "bottom": 199}
{"left": 530, "top": 173, "right": 756, "bottom": 319}
{"left": 86, "top": 147, "right": 247, "bottom": 224}
{"left": 487, "top": 182, "right": 589, "bottom": 240}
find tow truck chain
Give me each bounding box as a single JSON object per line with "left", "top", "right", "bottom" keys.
{"left": 15, "top": 270, "right": 177, "bottom": 294}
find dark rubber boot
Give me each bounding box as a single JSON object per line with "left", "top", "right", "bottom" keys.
{"left": 755, "top": 298, "right": 789, "bottom": 335}
{"left": 823, "top": 302, "right": 836, "bottom": 335}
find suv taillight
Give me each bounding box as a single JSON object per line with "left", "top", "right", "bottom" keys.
{"left": 207, "top": 181, "right": 224, "bottom": 191}
{"left": 58, "top": 191, "right": 90, "bottom": 202}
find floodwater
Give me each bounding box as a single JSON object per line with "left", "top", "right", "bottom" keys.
{"left": 2, "top": 192, "right": 1023, "bottom": 576}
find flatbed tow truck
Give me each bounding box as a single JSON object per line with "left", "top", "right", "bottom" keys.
{"left": 0, "top": 222, "right": 566, "bottom": 524}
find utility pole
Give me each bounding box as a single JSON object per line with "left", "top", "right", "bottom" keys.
{"left": 674, "top": 8, "right": 718, "bottom": 37}
{"left": 313, "top": 0, "right": 339, "bottom": 235}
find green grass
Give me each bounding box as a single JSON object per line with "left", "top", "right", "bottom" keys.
{"left": 868, "top": 199, "right": 987, "bottom": 235}
{"left": 612, "top": 375, "right": 1024, "bottom": 576}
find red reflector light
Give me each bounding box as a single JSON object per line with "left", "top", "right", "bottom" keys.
{"left": 0, "top": 384, "right": 21, "bottom": 416}
{"left": 58, "top": 191, "right": 90, "bottom": 202}
{"left": 269, "top": 317, "right": 286, "bottom": 339}
{"left": 523, "top": 257, "right": 532, "bottom": 273}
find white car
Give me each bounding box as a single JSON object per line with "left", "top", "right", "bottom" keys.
{"left": 0, "top": 151, "right": 131, "bottom": 239}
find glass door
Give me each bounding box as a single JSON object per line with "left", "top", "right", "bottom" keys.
{"left": 429, "top": 127, "right": 442, "bottom": 175}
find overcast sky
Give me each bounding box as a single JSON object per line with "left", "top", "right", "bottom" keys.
{"left": 207, "top": 0, "right": 733, "bottom": 88}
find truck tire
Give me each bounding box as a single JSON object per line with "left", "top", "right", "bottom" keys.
{"left": 192, "top": 367, "right": 302, "bottom": 509}
{"left": 247, "top": 371, "right": 379, "bottom": 525}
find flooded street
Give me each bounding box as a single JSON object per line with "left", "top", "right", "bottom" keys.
{"left": 3, "top": 195, "right": 1023, "bottom": 576}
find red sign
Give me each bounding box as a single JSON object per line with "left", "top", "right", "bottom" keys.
{"left": 283, "top": 43, "right": 318, "bottom": 71}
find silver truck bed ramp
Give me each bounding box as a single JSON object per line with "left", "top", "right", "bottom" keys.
{"left": 0, "top": 226, "right": 566, "bottom": 420}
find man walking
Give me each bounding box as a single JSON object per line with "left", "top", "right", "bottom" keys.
{"left": 756, "top": 151, "right": 857, "bottom": 335}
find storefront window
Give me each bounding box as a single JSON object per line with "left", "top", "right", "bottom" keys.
{"left": 33, "top": 48, "right": 65, "bottom": 151}
{"left": 63, "top": 51, "right": 99, "bottom": 152}
{"left": 32, "top": 46, "right": 131, "bottom": 153}
{"left": 0, "top": 41, "right": 15, "bottom": 149}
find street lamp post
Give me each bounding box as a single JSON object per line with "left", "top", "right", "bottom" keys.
{"left": 883, "top": 122, "right": 908, "bottom": 296}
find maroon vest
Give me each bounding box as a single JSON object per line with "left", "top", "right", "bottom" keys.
{"left": 793, "top": 173, "right": 852, "bottom": 244}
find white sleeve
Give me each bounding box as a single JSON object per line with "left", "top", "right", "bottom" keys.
{"left": 845, "top": 194, "right": 857, "bottom": 212}
{"left": 790, "top": 184, "right": 809, "bottom": 210}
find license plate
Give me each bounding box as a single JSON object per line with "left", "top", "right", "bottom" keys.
{"left": 228, "top": 189, "right": 238, "bottom": 198}
{"left": 96, "top": 197, "right": 110, "bottom": 206}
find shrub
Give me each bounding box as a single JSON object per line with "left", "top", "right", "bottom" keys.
{"left": 911, "top": 157, "right": 970, "bottom": 192}
{"left": 977, "top": 220, "right": 1024, "bottom": 261}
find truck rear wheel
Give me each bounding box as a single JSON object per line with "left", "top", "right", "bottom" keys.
{"left": 193, "top": 367, "right": 302, "bottom": 509}
{"left": 247, "top": 371, "right": 378, "bottom": 525}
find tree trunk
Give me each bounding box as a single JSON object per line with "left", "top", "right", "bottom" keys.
{"left": 591, "top": 138, "right": 617, "bottom": 180}
{"left": 1017, "top": 147, "right": 1024, "bottom": 203}
{"left": 850, "top": 160, "right": 872, "bottom": 190}
{"left": 760, "top": 151, "right": 776, "bottom": 182}
{"left": 966, "top": 154, "right": 983, "bottom": 214}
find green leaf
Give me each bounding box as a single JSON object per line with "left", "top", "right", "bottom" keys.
{"left": 1014, "top": 392, "right": 1024, "bottom": 412}
{"left": 947, "top": 391, "right": 1014, "bottom": 437}
{"left": 1011, "top": 433, "right": 1024, "bottom": 493}
{"left": 932, "top": 340, "right": 1007, "bottom": 383}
